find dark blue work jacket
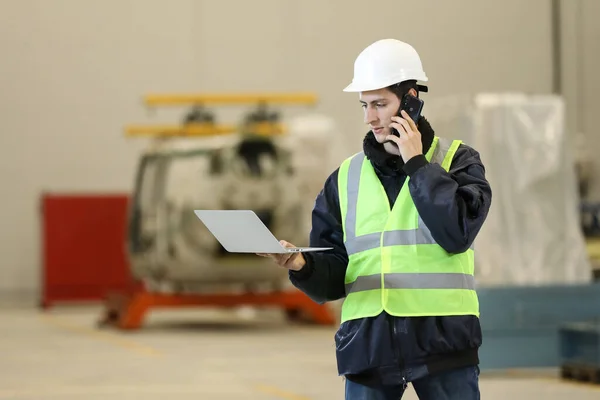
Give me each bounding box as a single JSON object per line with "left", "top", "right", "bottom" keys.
{"left": 289, "top": 117, "right": 492, "bottom": 387}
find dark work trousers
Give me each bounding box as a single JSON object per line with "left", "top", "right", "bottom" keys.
{"left": 344, "top": 365, "right": 480, "bottom": 400}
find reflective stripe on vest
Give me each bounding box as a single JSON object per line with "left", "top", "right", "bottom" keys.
{"left": 337, "top": 136, "right": 480, "bottom": 322}
{"left": 345, "top": 272, "right": 476, "bottom": 294}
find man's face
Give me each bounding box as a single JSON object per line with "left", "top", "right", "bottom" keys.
{"left": 359, "top": 87, "right": 418, "bottom": 154}
{"left": 359, "top": 88, "right": 417, "bottom": 154}
{"left": 359, "top": 88, "right": 401, "bottom": 144}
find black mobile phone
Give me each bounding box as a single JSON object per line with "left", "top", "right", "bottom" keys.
{"left": 401, "top": 93, "right": 424, "bottom": 122}
{"left": 390, "top": 94, "right": 424, "bottom": 137}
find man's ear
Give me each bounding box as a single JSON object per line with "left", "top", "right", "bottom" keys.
{"left": 408, "top": 88, "right": 418, "bottom": 98}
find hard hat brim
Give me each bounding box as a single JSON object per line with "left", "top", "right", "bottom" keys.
{"left": 342, "top": 73, "right": 429, "bottom": 92}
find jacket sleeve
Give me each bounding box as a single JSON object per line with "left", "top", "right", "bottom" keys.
{"left": 288, "top": 169, "right": 348, "bottom": 304}
{"left": 402, "top": 143, "right": 492, "bottom": 253}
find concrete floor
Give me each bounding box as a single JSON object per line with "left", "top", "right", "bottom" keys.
{"left": 1, "top": 306, "right": 599, "bottom": 399}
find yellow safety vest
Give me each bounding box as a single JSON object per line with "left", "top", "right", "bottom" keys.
{"left": 337, "top": 136, "right": 480, "bottom": 324}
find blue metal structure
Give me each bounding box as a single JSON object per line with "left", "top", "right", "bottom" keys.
{"left": 477, "top": 283, "right": 600, "bottom": 370}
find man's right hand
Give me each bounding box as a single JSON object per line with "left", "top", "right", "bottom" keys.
{"left": 256, "top": 240, "right": 306, "bottom": 272}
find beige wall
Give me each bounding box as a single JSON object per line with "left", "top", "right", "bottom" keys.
{"left": 0, "top": 0, "right": 597, "bottom": 302}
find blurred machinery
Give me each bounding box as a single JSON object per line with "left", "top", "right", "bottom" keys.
{"left": 100, "top": 93, "right": 339, "bottom": 329}
{"left": 574, "top": 133, "right": 600, "bottom": 280}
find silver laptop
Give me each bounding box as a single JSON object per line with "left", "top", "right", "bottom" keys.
{"left": 193, "top": 209, "right": 333, "bottom": 254}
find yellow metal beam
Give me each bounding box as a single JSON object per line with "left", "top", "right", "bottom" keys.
{"left": 143, "top": 93, "right": 318, "bottom": 106}
{"left": 242, "top": 122, "right": 286, "bottom": 136}
{"left": 125, "top": 123, "right": 237, "bottom": 137}
{"left": 124, "top": 122, "right": 286, "bottom": 137}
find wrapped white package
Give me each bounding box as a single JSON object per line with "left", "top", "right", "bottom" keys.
{"left": 427, "top": 93, "right": 591, "bottom": 286}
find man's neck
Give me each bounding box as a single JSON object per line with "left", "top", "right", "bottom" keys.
{"left": 383, "top": 142, "right": 401, "bottom": 156}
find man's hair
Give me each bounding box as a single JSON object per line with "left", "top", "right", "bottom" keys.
{"left": 386, "top": 80, "right": 419, "bottom": 100}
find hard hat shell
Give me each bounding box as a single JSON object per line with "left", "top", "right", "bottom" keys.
{"left": 343, "top": 39, "right": 428, "bottom": 92}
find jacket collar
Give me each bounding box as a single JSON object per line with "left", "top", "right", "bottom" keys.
{"left": 362, "top": 116, "right": 435, "bottom": 176}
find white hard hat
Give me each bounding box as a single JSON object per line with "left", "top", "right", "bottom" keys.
{"left": 343, "top": 39, "right": 428, "bottom": 92}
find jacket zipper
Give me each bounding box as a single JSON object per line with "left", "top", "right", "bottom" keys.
{"left": 391, "top": 317, "right": 407, "bottom": 390}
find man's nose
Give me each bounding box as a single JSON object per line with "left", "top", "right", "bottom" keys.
{"left": 364, "top": 107, "right": 378, "bottom": 124}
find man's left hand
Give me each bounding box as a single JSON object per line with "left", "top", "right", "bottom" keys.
{"left": 387, "top": 110, "right": 423, "bottom": 163}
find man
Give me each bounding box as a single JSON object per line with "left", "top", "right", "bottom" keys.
{"left": 258, "top": 39, "right": 491, "bottom": 399}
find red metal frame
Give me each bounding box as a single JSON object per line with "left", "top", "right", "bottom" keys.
{"left": 99, "top": 285, "right": 337, "bottom": 330}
